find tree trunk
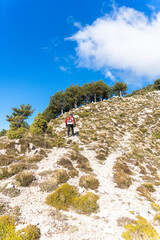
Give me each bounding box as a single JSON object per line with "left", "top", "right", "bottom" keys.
{"left": 120, "top": 91, "right": 122, "bottom": 98}
{"left": 61, "top": 108, "right": 63, "bottom": 115}
{"left": 100, "top": 95, "right": 102, "bottom": 101}
{"left": 94, "top": 93, "right": 96, "bottom": 102}
{"left": 74, "top": 102, "right": 78, "bottom": 108}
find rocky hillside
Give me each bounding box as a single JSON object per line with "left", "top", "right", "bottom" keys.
{"left": 0, "top": 91, "right": 160, "bottom": 240}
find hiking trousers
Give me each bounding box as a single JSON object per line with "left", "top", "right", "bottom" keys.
{"left": 67, "top": 124, "right": 74, "bottom": 136}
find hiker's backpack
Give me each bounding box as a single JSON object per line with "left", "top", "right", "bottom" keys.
{"left": 67, "top": 116, "right": 73, "bottom": 124}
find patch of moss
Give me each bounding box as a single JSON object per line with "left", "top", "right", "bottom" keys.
{"left": 122, "top": 216, "right": 160, "bottom": 239}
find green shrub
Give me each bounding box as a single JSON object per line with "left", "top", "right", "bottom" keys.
{"left": 0, "top": 215, "right": 40, "bottom": 239}
{"left": 154, "top": 214, "right": 160, "bottom": 223}
{"left": 79, "top": 175, "right": 99, "bottom": 190}
{"left": 151, "top": 202, "right": 160, "bottom": 212}
{"left": 30, "top": 113, "right": 47, "bottom": 135}
{"left": 122, "top": 216, "right": 160, "bottom": 239}
{"left": 46, "top": 183, "right": 99, "bottom": 215}
{"left": 15, "top": 171, "right": 34, "bottom": 187}
{"left": 18, "top": 224, "right": 40, "bottom": 239}
{"left": 46, "top": 183, "right": 79, "bottom": 211}
{"left": 7, "top": 127, "right": 26, "bottom": 139}
{"left": 0, "top": 129, "right": 7, "bottom": 137}
{"left": 75, "top": 192, "right": 99, "bottom": 214}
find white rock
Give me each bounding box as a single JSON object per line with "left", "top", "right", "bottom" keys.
{"left": 6, "top": 183, "right": 15, "bottom": 189}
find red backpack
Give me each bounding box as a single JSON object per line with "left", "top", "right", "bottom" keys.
{"left": 66, "top": 116, "right": 73, "bottom": 124}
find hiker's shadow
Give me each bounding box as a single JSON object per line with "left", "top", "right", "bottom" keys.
{"left": 73, "top": 132, "right": 79, "bottom": 136}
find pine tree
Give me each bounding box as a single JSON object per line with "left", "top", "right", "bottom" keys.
{"left": 6, "top": 104, "right": 35, "bottom": 130}
{"left": 112, "top": 82, "right": 128, "bottom": 97}
{"left": 50, "top": 91, "right": 65, "bottom": 115}
{"left": 154, "top": 79, "right": 160, "bottom": 90}
{"left": 65, "top": 84, "right": 82, "bottom": 109}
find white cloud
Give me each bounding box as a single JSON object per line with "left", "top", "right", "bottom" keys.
{"left": 105, "top": 71, "right": 115, "bottom": 80}
{"left": 69, "top": 7, "right": 160, "bottom": 85}
{"left": 73, "top": 21, "right": 83, "bottom": 29}
{"left": 60, "top": 66, "right": 68, "bottom": 72}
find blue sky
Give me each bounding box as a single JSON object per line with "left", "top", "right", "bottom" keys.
{"left": 0, "top": 0, "right": 160, "bottom": 131}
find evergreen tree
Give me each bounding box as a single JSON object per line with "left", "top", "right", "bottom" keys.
{"left": 154, "top": 79, "right": 160, "bottom": 90}
{"left": 6, "top": 104, "right": 34, "bottom": 130}
{"left": 112, "top": 81, "right": 128, "bottom": 97}
{"left": 0, "top": 129, "right": 7, "bottom": 137}
{"left": 65, "top": 84, "right": 82, "bottom": 109}
{"left": 30, "top": 113, "right": 47, "bottom": 134}
{"left": 50, "top": 90, "right": 65, "bottom": 115}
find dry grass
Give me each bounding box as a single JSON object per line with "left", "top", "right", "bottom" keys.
{"left": 137, "top": 185, "right": 153, "bottom": 201}
{"left": 50, "top": 169, "right": 69, "bottom": 185}
{"left": 79, "top": 175, "right": 99, "bottom": 190}
{"left": 15, "top": 171, "right": 35, "bottom": 187}
{"left": 57, "top": 157, "right": 74, "bottom": 170}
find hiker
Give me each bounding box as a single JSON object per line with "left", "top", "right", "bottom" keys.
{"left": 65, "top": 113, "right": 75, "bottom": 137}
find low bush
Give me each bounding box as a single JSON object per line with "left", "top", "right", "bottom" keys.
{"left": 7, "top": 127, "right": 27, "bottom": 139}
{"left": 68, "top": 169, "right": 79, "bottom": 178}
{"left": 96, "top": 153, "right": 106, "bottom": 161}
{"left": 46, "top": 183, "right": 99, "bottom": 214}
{"left": 0, "top": 155, "right": 14, "bottom": 166}
{"left": 114, "top": 171, "right": 132, "bottom": 189}
{"left": 30, "top": 113, "right": 47, "bottom": 135}
{"left": 76, "top": 153, "right": 92, "bottom": 172}
{"left": 0, "top": 215, "right": 40, "bottom": 239}
{"left": 15, "top": 171, "right": 35, "bottom": 187}
{"left": 122, "top": 216, "right": 160, "bottom": 239}
{"left": 79, "top": 175, "right": 99, "bottom": 190}
{"left": 143, "top": 183, "right": 156, "bottom": 192}
{"left": 151, "top": 202, "right": 160, "bottom": 212}
{"left": 75, "top": 192, "right": 99, "bottom": 214}
{"left": 137, "top": 185, "right": 153, "bottom": 201}
{"left": 51, "top": 169, "right": 69, "bottom": 185}
{"left": 46, "top": 183, "right": 79, "bottom": 211}
{"left": 57, "top": 158, "right": 74, "bottom": 170}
